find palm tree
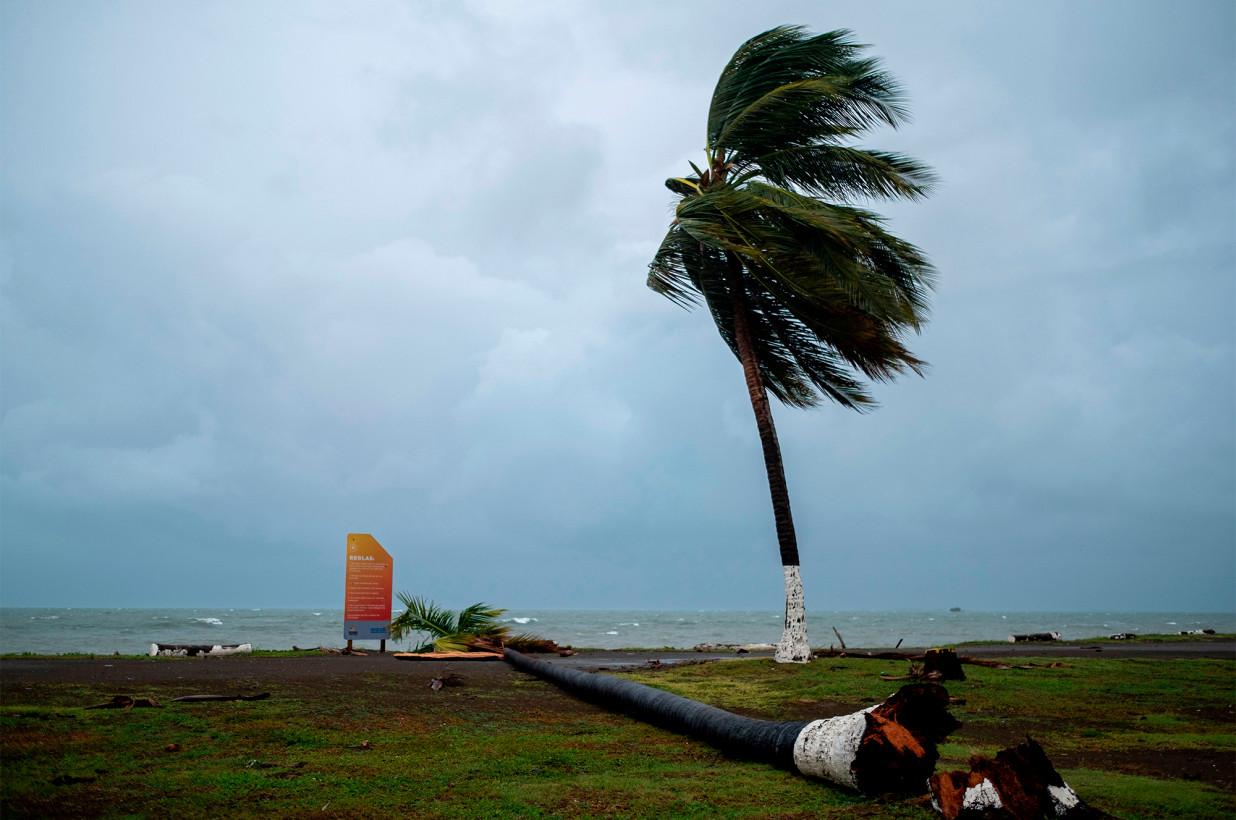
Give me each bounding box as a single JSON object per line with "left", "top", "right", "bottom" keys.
{"left": 648, "top": 26, "right": 935, "bottom": 663}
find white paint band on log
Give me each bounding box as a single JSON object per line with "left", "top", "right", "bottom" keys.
{"left": 790, "top": 705, "right": 877, "bottom": 788}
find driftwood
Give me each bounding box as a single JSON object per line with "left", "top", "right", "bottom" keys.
{"left": 85, "top": 695, "right": 160, "bottom": 710}
{"left": 149, "top": 643, "right": 252, "bottom": 657}
{"left": 831, "top": 627, "right": 847, "bottom": 649}
{"left": 1008, "top": 633, "right": 1061, "bottom": 643}
{"left": 503, "top": 648, "right": 958, "bottom": 794}
{"left": 929, "top": 738, "right": 1111, "bottom": 818}
{"left": 294, "top": 645, "right": 368, "bottom": 655}
{"left": 170, "top": 692, "right": 270, "bottom": 703}
{"left": 693, "top": 642, "right": 777, "bottom": 653}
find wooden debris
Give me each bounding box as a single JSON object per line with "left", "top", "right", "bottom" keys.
{"left": 831, "top": 627, "right": 847, "bottom": 649}
{"left": 346, "top": 740, "right": 374, "bottom": 750}
{"left": 693, "top": 642, "right": 776, "bottom": 653}
{"left": 923, "top": 648, "right": 966, "bottom": 681}
{"left": 297, "top": 645, "right": 369, "bottom": 655}
{"left": 1008, "top": 633, "right": 1062, "bottom": 643}
{"left": 149, "top": 643, "right": 252, "bottom": 657}
{"left": 85, "top": 695, "right": 160, "bottom": 710}
{"left": 430, "top": 673, "right": 465, "bottom": 690}
{"left": 170, "top": 692, "right": 270, "bottom": 703}
{"left": 51, "top": 774, "right": 97, "bottom": 785}
{"left": 929, "top": 738, "right": 1112, "bottom": 818}
{"left": 245, "top": 760, "right": 307, "bottom": 769}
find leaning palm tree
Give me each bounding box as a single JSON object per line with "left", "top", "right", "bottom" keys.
{"left": 648, "top": 26, "right": 936, "bottom": 663}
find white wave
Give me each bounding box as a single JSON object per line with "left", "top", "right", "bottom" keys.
{"left": 506, "top": 617, "right": 536, "bottom": 624}
{"left": 618, "top": 622, "right": 640, "bottom": 627}
{"left": 313, "top": 612, "right": 322, "bottom": 616}
{"left": 605, "top": 630, "right": 618, "bottom": 635}
{"left": 195, "top": 617, "right": 223, "bottom": 626}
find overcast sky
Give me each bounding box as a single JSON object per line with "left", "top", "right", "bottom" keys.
{"left": 2, "top": 1, "right": 1233, "bottom": 613}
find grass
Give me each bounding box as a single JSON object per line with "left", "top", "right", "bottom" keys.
{"left": 2, "top": 653, "right": 1232, "bottom": 819}
{"left": 618, "top": 655, "right": 1235, "bottom": 819}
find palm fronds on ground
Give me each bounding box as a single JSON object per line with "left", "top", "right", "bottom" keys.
{"left": 387, "top": 594, "right": 510, "bottom": 653}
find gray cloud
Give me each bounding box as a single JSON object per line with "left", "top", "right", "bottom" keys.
{"left": 2, "top": 1, "right": 1232, "bottom": 612}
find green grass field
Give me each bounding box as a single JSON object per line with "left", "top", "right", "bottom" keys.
{"left": 2, "top": 653, "right": 1232, "bottom": 818}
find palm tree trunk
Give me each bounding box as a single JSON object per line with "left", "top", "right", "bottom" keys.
{"left": 725, "top": 253, "right": 811, "bottom": 663}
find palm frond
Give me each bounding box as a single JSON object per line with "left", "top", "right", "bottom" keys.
{"left": 747, "top": 145, "right": 936, "bottom": 201}
{"left": 388, "top": 595, "right": 510, "bottom": 653}
{"left": 708, "top": 27, "right": 908, "bottom": 158}
{"left": 651, "top": 25, "right": 934, "bottom": 411}
{"left": 455, "top": 602, "right": 509, "bottom": 636}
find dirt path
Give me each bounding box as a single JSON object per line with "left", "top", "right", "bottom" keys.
{"left": 3, "top": 641, "right": 1231, "bottom": 688}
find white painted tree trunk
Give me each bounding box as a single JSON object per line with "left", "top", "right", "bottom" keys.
{"left": 775, "top": 564, "right": 811, "bottom": 663}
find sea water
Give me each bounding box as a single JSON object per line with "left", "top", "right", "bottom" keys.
{"left": 1, "top": 608, "right": 1231, "bottom": 656}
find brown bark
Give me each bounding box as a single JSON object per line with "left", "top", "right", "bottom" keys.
{"left": 923, "top": 648, "right": 966, "bottom": 681}
{"left": 929, "top": 738, "right": 1112, "bottom": 819}
{"left": 724, "top": 252, "right": 800, "bottom": 569}
{"left": 851, "top": 683, "right": 961, "bottom": 794}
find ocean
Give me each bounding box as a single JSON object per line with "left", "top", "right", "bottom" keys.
{"left": 1, "top": 608, "right": 1231, "bottom": 656}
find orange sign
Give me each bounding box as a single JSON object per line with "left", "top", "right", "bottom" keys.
{"left": 343, "top": 533, "right": 393, "bottom": 641}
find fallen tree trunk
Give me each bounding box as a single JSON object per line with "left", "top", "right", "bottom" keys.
{"left": 929, "top": 738, "right": 1111, "bottom": 818}
{"left": 149, "top": 643, "right": 252, "bottom": 657}
{"left": 1008, "top": 633, "right": 1061, "bottom": 643}
{"left": 503, "top": 648, "right": 957, "bottom": 794}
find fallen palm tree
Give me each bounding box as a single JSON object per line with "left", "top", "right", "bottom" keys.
{"left": 503, "top": 648, "right": 958, "bottom": 794}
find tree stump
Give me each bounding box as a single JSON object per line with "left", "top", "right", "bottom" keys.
{"left": 929, "top": 738, "right": 1112, "bottom": 818}
{"left": 923, "top": 648, "right": 966, "bottom": 681}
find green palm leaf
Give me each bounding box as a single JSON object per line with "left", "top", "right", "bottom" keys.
{"left": 388, "top": 594, "right": 510, "bottom": 653}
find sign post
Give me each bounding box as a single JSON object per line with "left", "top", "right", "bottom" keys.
{"left": 343, "top": 533, "right": 393, "bottom": 652}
